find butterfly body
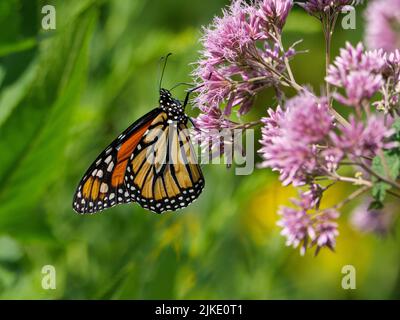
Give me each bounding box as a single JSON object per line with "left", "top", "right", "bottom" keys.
{"left": 159, "top": 88, "right": 188, "bottom": 123}
{"left": 73, "top": 89, "right": 204, "bottom": 214}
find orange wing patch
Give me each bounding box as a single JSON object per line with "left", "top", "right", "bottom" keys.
{"left": 82, "top": 177, "right": 94, "bottom": 198}
{"left": 111, "top": 118, "right": 154, "bottom": 187}
{"left": 91, "top": 178, "right": 100, "bottom": 200}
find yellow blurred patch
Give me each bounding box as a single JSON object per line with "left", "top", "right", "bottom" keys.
{"left": 242, "top": 180, "right": 296, "bottom": 245}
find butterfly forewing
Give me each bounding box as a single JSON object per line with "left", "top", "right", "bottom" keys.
{"left": 72, "top": 108, "right": 162, "bottom": 214}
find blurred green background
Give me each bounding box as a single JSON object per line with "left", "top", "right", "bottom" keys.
{"left": 0, "top": 0, "right": 399, "bottom": 299}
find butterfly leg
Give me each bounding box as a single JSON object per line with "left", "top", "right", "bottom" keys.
{"left": 183, "top": 84, "right": 208, "bottom": 107}
{"left": 182, "top": 73, "right": 212, "bottom": 107}
{"left": 188, "top": 117, "right": 198, "bottom": 130}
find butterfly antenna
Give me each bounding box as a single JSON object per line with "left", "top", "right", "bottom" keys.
{"left": 159, "top": 53, "right": 172, "bottom": 91}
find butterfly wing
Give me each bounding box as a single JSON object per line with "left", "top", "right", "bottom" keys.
{"left": 72, "top": 108, "right": 162, "bottom": 214}
{"left": 125, "top": 116, "right": 204, "bottom": 213}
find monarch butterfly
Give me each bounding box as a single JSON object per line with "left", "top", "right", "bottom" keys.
{"left": 72, "top": 57, "right": 204, "bottom": 214}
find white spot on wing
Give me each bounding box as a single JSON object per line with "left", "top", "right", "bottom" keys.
{"left": 105, "top": 155, "right": 112, "bottom": 164}
{"left": 107, "top": 161, "right": 114, "bottom": 172}
{"left": 100, "top": 183, "right": 108, "bottom": 193}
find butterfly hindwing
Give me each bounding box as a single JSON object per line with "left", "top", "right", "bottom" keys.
{"left": 125, "top": 114, "right": 204, "bottom": 213}
{"left": 73, "top": 108, "right": 162, "bottom": 214}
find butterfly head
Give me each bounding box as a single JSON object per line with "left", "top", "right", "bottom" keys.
{"left": 159, "top": 88, "right": 187, "bottom": 123}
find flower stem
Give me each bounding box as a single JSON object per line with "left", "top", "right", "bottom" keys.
{"left": 324, "top": 24, "right": 332, "bottom": 102}
{"left": 332, "top": 186, "right": 369, "bottom": 210}
{"left": 331, "top": 109, "right": 350, "bottom": 128}
{"left": 312, "top": 186, "right": 369, "bottom": 218}
{"left": 340, "top": 160, "right": 400, "bottom": 190}
{"left": 359, "top": 160, "right": 400, "bottom": 190}
{"left": 231, "top": 120, "right": 262, "bottom": 130}
{"left": 325, "top": 167, "right": 373, "bottom": 187}
{"left": 274, "top": 30, "right": 304, "bottom": 93}
{"left": 333, "top": 175, "right": 373, "bottom": 187}
{"left": 387, "top": 190, "right": 400, "bottom": 199}
{"left": 321, "top": 12, "right": 350, "bottom": 128}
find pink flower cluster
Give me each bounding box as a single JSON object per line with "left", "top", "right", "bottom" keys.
{"left": 299, "top": 0, "right": 353, "bottom": 17}
{"left": 259, "top": 93, "right": 333, "bottom": 186}
{"left": 365, "top": 0, "right": 400, "bottom": 52}
{"left": 193, "top": 0, "right": 294, "bottom": 117}
{"left": 259, "top": 92, "right": 393, "bottom": 186}
{"left": 327, "top": 42, "right": 400, "bottom": 114}
{"left": 351, "top": 200, "right": 394, "bottom": 235}
{"left": 326, "top": 42, "right": 385, "bottom": 107}
{"left": 278, "top": 189, "right": 339, "bottom": 255}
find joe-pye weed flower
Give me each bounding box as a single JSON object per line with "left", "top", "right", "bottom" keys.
{"left": 192, "top": 0, "right": 400, "bottom": 255}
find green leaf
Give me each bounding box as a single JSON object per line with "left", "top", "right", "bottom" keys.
{"left": 368, "top": 200, "right": 384, "bottom": 211}
{"left": 369, "top": 112, "right": 400, "bottom": 220}
{"left": 372, "top": 181, "right": 390, "bottom": 203}
{"left": 0, "top": 58, "right": 39, "bottom": 127}
{"left": 371, "top": 151, "right": 400, "bottom": 202}
{"left": 391, "top": 119, "right": 400, "bottom": 142}
{"left": 0, "top": 37, "right": 37, "bottom": 58}
{"left": 0, "top": 10, "right": 97, "bottom": 232}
